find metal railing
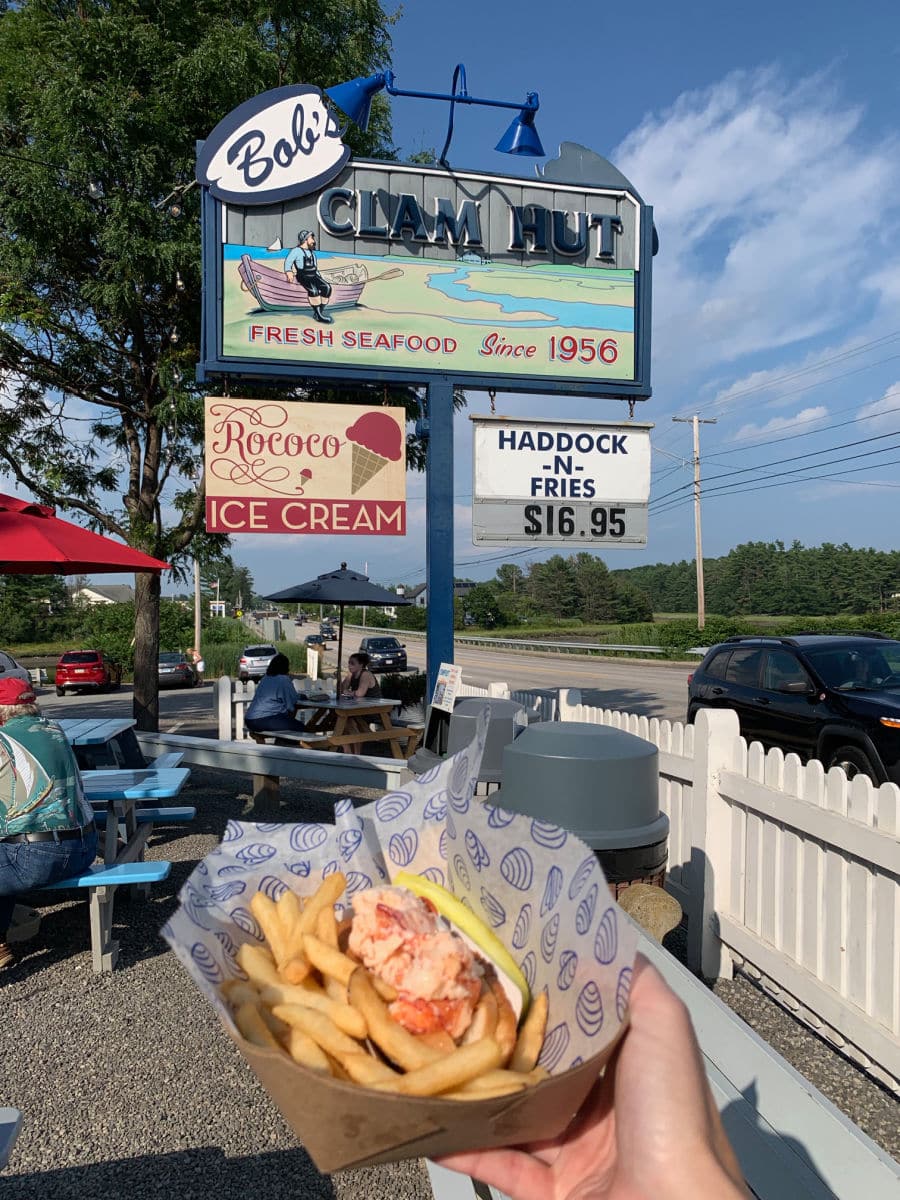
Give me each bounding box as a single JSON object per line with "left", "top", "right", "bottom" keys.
{"left": 342, "top": 624, "right": 665, "bottom": 656}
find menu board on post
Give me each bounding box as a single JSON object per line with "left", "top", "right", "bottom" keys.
{"left": 472, "top": 415, "right": 652, "bottom": 547}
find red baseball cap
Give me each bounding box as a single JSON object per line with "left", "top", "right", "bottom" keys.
{"left": 0, "top": 677, "right": 37, "bottom": 705}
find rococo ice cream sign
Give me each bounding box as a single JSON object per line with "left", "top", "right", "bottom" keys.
{"left": 203, "top": 399, "right": 406, "bottom": 535}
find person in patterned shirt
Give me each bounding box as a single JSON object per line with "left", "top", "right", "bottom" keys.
{"left": 0, "top": 677, "right": 98, "bottom": 970}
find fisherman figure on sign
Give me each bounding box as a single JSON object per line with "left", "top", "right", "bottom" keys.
{"left": 284, "top": 230, "right": 333, "bottom": 323}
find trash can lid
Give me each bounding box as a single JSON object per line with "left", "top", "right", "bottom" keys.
{"left": 493, "top": 721, "right": 666, "bottom": 849}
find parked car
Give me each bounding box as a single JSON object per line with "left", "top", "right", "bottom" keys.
{"left": 55, "top": 650, "right": 122, "bottom": 696}
{"left": 0, "top": 649, "right": 33, "bottom": 690}
{"left": 358, "top": 635, "right": 407, "bottom": 673}
{"left": 237, "top": 644, "right": 278, "bottom": 682}
{"left": 687, "top": 633, "right": 900, "bottom": 784}
{"left": 157, "top": 651, "right": 200, "bottom": 688}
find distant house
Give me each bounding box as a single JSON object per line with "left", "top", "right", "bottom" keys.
{"left": 399, "top": 581, "right": 473, "bottom": 609}
{"left": 71, "top": 584, "right": 135, "bottom": 606}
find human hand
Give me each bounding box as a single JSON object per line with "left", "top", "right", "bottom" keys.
{"left": 436, "top": 956, "right": 749, "bottom": 1200}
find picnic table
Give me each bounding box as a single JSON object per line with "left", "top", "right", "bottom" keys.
{"left": 58, "top": 716, "right": 146, "bottom": 769}
{"left": 81, "top": 767, "right": 191, "bottom": 866}
{"left": 298, "top": 697, "right": 421, "bottom": 759}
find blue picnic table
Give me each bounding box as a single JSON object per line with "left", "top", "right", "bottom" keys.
{"left": 59, "top": 716, "right": 183, "bottom": 771}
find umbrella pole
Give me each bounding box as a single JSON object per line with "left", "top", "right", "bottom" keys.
{"left": 336, "top": 603, "right": 345, "bottom": 692}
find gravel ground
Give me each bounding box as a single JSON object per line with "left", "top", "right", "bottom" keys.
{"left": 2, "top": 764, "right": 898, "bottom": 1196}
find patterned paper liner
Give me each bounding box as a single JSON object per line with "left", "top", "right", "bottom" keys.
{"left": 162, "top": 707, "right": 638, "bottom": 1071}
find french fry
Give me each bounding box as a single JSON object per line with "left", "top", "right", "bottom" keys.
{"left": 510, "top": 988, "right": 549, "bottom": 1073}
{"left": 455, "top": 1066, "right": 547, "bottom": 1092}
{"left": 237, "top": 942, "right": 282, "bottom": 990}
{"left": 316, "top": 904, "right": 339, "bottom": 947}
{"left": 372, "top": 1037, "right": 504, "bottom": 1096}
{"left": 259, "top": 1005, "right": 292, "bottom": 1045}
{"left": 286, "top": 1027, "right": 332, "bottom": 1074}
{"left": 260, "top": 982, "right": 367, "bottom": 1039}
{"left": 444, "top": 1084, "right": 527, "bottom": 1100}
{"left": 302, "top": 933, "right": 357, "bottom": 986}
{"left": 340, "top": 1052, "right": 400, "bottom": 1086}
{"left": 488, "top": 973, "right": 517, "bottom": 1065}
{"left": 371, "top": 975, "right": 398, "bottom": 1003}
{"left": 347, "top": 968, "right": 442, "bottom": 1071}
{"left": 271, "top": 1003, "right": 362, "bottom": 1064}
{"left": 297, "top": 873, "right": 347, "bottom": 937}
{"left": 276, "top": 889, "right": 302, "bottom": 942}
{"left": 234, "top": 1001, "right": 282, "bottom": 1052}
{"left": 280, "top": 955, "right": 312, "bottom": 986}
{"left": 250, "top": 892, "right": 291, "bottom": 967}
{"left": 220, "top": 979, "right": 259, "bottom": 1007}
{"left": 462, "top": 985, "right": 498, "bottom": 1045}
{"left": 416, "top": 1030, "right": 456, "bottom": 1054}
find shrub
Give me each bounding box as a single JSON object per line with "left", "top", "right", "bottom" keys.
{"left": 380, "top": 671, "right": 427, "bottom": 708}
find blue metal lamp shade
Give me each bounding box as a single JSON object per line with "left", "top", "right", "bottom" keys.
{"left": 325, "top": 73, "right": 387, "bottom": 132}
{"left": 495, "top": 105, "right": 545, "bottom": 157}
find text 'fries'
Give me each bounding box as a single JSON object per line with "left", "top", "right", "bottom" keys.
{"left": 219, "top": 875, "right": 551, "bottom": 1100}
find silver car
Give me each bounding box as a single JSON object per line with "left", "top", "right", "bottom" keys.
{"left": 238, "top": 643, "right": 278, "bottom": 682}
{"left": 0, "top": 649, "right": 33, "bottom": 689}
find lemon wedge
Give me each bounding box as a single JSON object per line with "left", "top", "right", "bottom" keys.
{"left": 395, "top": 871, "right": 531, "bottom": 1016}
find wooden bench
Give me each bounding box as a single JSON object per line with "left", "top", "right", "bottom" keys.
{"left": 134, "top": 805, "right": 197, "bottom": 824}
{"left": 41, "top": 860, "right": 172, "bottom": 973}
{"left": 135, "top": 732, "right": 408, "bottom": 809}
{"left": 250, "top": 726, "right": 424, "bottom": 758}
{"left": 149, "top": 750, "right": 185, "bottom": 769}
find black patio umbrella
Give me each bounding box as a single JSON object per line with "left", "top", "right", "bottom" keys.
{"left": 266, "top": 562, "right": 412, "bottom": 685}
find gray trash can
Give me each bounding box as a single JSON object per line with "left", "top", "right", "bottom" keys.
{"left": 445, "top": 698, "right": 529, "bottom": 783}
{"left": 492, "top": 721, "right": 668, "bottom": 897}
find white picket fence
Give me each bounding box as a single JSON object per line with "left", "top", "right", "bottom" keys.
{"left": 556, "top": 694, "right": 900, "bottom": 1094}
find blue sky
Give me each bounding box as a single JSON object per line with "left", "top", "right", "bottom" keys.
{"left": 124, "top": 2, "right": 900, "bottom": 594}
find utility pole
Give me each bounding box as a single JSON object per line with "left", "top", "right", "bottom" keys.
{"left": 673, "top": 414, "right": 717, "bottom": 630}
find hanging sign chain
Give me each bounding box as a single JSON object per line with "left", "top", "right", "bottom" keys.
{"left": 489, "top": 388, "right": 497, "bottom": 414}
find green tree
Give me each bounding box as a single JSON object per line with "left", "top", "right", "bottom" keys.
{"left": 527, "top": 555, "right": 579, "bottom": 621}
{"left": 0, "top": 0, "right": 398, "bottom": 728}
{"left": 78, "top": 599, "right": 193, "bottom": 668}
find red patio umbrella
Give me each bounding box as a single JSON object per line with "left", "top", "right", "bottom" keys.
{"left": 0, "top": 492, "right": 170, "bottom": 574}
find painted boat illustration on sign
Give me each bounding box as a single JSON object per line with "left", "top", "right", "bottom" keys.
{"left": 238, "top": 254, "right": 403, "bottom": 314}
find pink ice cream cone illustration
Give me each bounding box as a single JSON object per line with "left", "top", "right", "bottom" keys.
{"left": 345, "top": 412, "right": 403, "bottom": 494}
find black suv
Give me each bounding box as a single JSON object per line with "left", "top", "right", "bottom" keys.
{"left": 687, "top": 633, "right": 900, "bottom": 784}
{"left": 358, "top": 635, "right": 407, "bottom": 673}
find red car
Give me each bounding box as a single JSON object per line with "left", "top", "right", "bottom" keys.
{"left": 55, "top": 650, "right": 123, "bottom": 696}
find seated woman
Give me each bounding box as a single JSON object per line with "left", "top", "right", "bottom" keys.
{"left": 244, "top": 653, "right": 306, "bottom": 735}
{"left": 340, "top": 652, "right": 381, "bottom": 754}
{"left": 0, "top": 677, "right": 99, "bottom": 970}
{"left": 340, "top": 652, "right": 381, "bottom": 700}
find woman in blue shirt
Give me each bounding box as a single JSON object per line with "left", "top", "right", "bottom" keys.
{"left": 244, "top": 654, "right": 306, "bottom": 734}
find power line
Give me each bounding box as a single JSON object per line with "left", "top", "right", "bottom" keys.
{"left": 651, "top": 449, "right": 900, "bottom": 516}
{"left": 650, "top": 424, "right": 900, "bottom": 507}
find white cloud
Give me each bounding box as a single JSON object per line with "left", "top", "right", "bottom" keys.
{"left": 856, "top": 381, "right": 900, "bottom": 431}
{"left": 732, "top": 406, "right": 828, "bottom": 441}
{"left": 615, "top": 68, "right": 900, "bottom": 384}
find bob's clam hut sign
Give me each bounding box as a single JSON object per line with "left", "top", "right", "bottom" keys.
{"left": 196, "top": 84, "right": 654, "bottom": 397}
{"left": 195, "top": 81, "right": 654, "bottom": 687}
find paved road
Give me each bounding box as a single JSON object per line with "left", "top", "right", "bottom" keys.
{"left": 36, "top": 642, "right": 691, "bottom": 726}
{"left": 397, "top": 634, "right": 691, "bottom": 722}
